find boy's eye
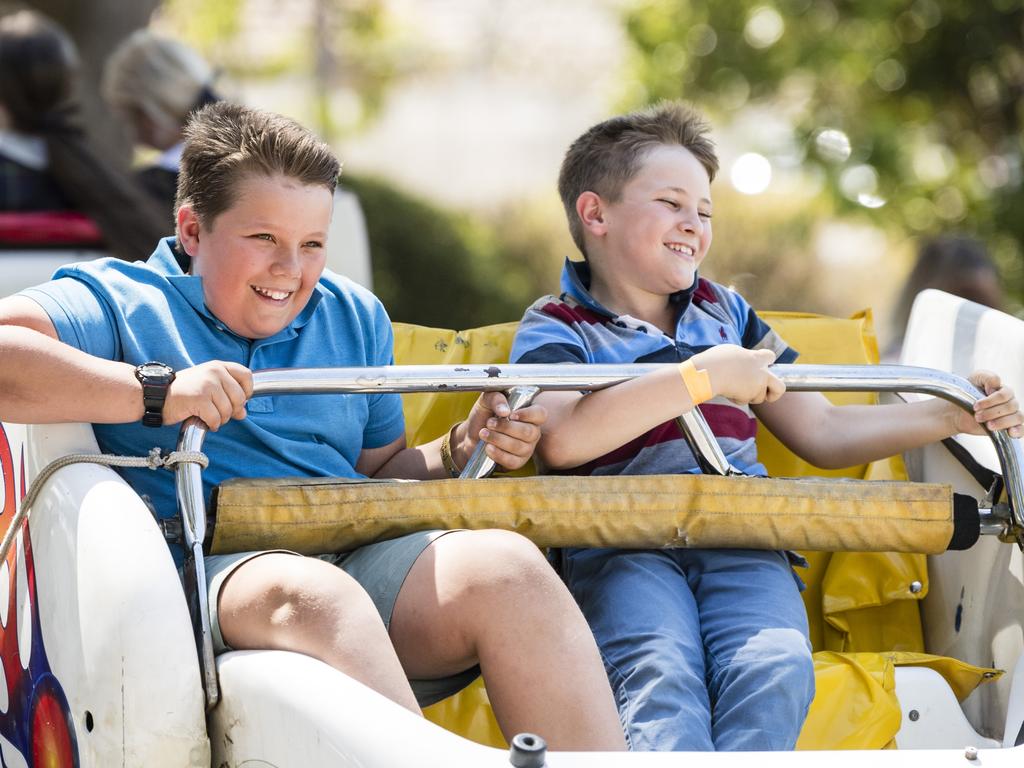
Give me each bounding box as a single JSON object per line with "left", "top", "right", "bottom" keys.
{"left": 252, "top": 233, "right": 275, "bottom": 242}
{"left": 304, "top": 240, "right": 324, "bottom": 249}
{"left": 699, "top": 211, "right": 713, "bottom": 220}
{"left": 658, "top": 198, "right": 680, "bottom": 209}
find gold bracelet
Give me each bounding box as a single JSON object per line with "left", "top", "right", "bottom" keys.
{"left": 440, "top": 422, "right": 463, "bottom": 478}
{"left": 678, "top": 360, "right": 713, "bottom": 406}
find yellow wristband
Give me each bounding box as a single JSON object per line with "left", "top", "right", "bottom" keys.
{"left": 440, "top": 422, "right": 463, "bottom": 478}
{"left": 678, "top": 360, "right": 713, "bottom": 406}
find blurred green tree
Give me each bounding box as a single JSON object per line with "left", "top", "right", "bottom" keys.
{"left": 624, "top": 0, "right": 1024, "bottom": 299}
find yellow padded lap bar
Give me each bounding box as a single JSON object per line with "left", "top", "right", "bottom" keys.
{"left": 209, "top": 473, "right": 956, "bottom": 556}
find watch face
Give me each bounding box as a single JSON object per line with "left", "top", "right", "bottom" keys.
{"left": 138, "top": 362, "right": 174, "bottom": 381}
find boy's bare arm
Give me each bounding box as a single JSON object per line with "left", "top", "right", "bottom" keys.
{"left": 0, "top": 296, "right": 250, "bottom": 430}
{"left": 754, "top": 373, "right": 1023, "bottom": 470}
{"left": 535, "top": 345, "right": 784, "bottom": 470}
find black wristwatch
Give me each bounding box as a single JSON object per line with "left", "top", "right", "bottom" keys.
{"left": 134, "top": 362, "right": 176, "bottom": 428}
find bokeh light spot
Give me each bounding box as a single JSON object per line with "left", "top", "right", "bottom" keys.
{"left": 839, "top": 164, "right": 879, "bottom": 201}
{"left": 731, "top": 153, "right": 773, "bottom": 195}
{"left": 934, "top": 186, "right": 966, "bottom": 221}
{"left": 874, "top": 59, "right": 906, "bottom": 92}
{"left": 745, "top": 6, "right": 785, "bottom": 49}
{"left": 813, "top": 128, "right": 852, "bottom": 163}
{"left": 687, "top": 24, "right": 717, "bottom": 57}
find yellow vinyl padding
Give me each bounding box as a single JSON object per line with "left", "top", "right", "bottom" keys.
{"left": 796, "top": 652, "right": 1000, "bottom": 750}
{"left": 211, "top": 473, "right": 956, "bottom": 556}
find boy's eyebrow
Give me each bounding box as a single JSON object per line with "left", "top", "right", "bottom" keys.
{"left": 246, "top": 219, "right": 329, "bottom": 238}
{"left": 664, "top": 186, "right": 713, "bottom": 207}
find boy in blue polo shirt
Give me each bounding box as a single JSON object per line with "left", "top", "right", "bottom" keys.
{"left": 511, "top": 102, "right": 1023, "bottom": 751}
{"left": 0, "top": 102, "right": 625, "bottom": 750}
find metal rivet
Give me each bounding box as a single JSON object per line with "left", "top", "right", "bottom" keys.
{"left": 983, "top": 671, "right": 997, "bottom": 679}
{"left": 965, "top": 745, "right": 978, "bottom": 761}
{"left": 908, "top": 710, "right": 919, "bottom": 721}
{"left": 910, "top": 581, "right": 923, "bottom": 594}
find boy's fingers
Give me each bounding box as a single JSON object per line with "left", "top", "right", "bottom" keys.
{"left": 976, "top": 400, "right": 1021, "bottom": 423}
{"left": 480, "top": 391, "right": 512, "bottom": 418}
{"left": 765, "top": 374, "right": 786, "bottom": 402}
{"left": 969, "top": 370, "right": 1000, "bottom": 396}
{"left": 986, "top": 414, "right": 1024, "bottom": 433}
{"left": 484, "top": 443, "right": 527, "bottom": 471}
{"left": 509, "top": 404, "right": 547, "bottom": 426}
{"left": 480, "top": 424, "right": 538, "bottom": 454}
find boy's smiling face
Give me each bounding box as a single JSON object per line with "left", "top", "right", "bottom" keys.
{"left": 585, "top": 144, "right": 713, "bottom": 310}
{"left": 178, "top": 173, "right": 333, "bottom": 339}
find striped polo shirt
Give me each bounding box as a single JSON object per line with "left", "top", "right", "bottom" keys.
{"left": 510, "top": 259, "right": 797, "bottom": 477}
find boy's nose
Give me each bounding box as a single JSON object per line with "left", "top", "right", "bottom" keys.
{"left": 271, "top": 246, "right": 302, "bottom": 277}
{"left": 678, "top": 212, "right": 703, "bottom": 233}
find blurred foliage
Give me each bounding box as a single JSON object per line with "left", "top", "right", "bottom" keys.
{"left": 344, "top": 173, "right": 551, "bottom": 328}
{"left": 155, "top": 0, "right": 243, "bottom": 51}
{"left": 159, "top": 0, "right": 418, "bottom": 138}
{"left": 704, "top": 185, "right": 834, "bottom": 313}
{"left": 623, "top": 0, "right": 1024, "bottom": 301}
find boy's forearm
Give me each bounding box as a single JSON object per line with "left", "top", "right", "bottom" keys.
{"left": 0, "top": 326, "right": 143, "bottom": 424}
{"left": 778, "top": 397, "right": 959, "bottom": 469}
{"left": 537, "top": 367, "right": 698, "bottom": 469}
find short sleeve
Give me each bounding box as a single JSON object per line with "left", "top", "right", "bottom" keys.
{"left": 362, "top": 298, "right": 405, "bottom": 449}
{"left": 511, "top": 298, "right": 590, "bottom": 364}
{"left": 21, "top": 277, "right": 121, "bottom": 361}
{"left": 723, "top": 287, "right": 798, "bottom": 364}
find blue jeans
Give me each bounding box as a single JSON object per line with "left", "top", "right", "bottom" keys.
{"left": 563, "top": 547, "right": 814, "bottom": 751}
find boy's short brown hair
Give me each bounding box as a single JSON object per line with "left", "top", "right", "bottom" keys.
{"left": 558, "top": 102, "right": 719, "bottom": 255}
{"left": 177, "top": 101, "right": 340, "bottom": 228}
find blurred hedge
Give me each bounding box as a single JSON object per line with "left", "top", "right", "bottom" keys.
{"left": 344, "top": 173, "right": 565, "bottom": 329}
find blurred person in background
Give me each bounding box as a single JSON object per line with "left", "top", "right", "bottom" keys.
{"left": 102, "top": 29, "right": 221, "bottom": 216}
{"left": 886, "top": 234, "right": 1005, "bottom": 361}
{"left": 0, "top": 8, "right": 166, "bottom": 258}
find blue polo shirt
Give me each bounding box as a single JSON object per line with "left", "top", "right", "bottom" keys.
{"left": 23, "top": 237, "right": 404, "bottom": 563}
{"left": 511, "top": 259, "right": 797, "bottom": 477}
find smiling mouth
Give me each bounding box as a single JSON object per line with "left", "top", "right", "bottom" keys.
{"left": 666, "top": 243, "right": 696, "bottom": 258}
{"left": 251, "top": 285, "right": 294, "bottom": 302}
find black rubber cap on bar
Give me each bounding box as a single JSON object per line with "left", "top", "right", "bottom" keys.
{"left": 948, "top": 493, "right": 981, "bottom": 551}
{"left": 509, "top": 732, "right": 547, "bottom": 767}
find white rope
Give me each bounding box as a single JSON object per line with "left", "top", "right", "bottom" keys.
{"left": 0, "top": 448, "right": 208, "bottom": 565}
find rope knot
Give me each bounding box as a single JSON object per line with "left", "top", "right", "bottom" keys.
{"left": 144, "top": 447, "right": 210, "bottom": 471}
{"left": 146, "top": 447, "right": 166, "bottom": 469}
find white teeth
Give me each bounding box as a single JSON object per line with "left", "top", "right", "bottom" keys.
{"left": 252, "top": 286, "right": 291, "bottom": 300}
{"left": 667, "top": 243, "right": 695, "bottom": 256}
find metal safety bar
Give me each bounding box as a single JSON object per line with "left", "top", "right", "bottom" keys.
{"left": 175, "top": 362, "right": 1024, "bottom": 709}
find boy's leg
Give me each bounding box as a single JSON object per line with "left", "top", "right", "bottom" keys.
{"left": 563, "top": 547, "right": 715, "bottom": 751}
{"left": 685, "top": 549, "right": 814, "bottom": 751}
{"left": 214, "top": 552, "right": 422, "bottom": 713}
{"left": 388, "top": 529, "right": 626, "bottom": 751}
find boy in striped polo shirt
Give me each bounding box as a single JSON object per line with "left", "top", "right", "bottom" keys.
{"left": 510, "top": 102, "right": 1023, "bottom": 752}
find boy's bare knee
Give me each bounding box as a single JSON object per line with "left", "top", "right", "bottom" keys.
{"left": 440, "top": 529, "right": 558, "bottom": 600}
{"left": 220, "top": 554, "right": 378, "bottom": 646}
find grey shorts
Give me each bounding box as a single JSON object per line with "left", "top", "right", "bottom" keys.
{"left": 203, "top": 529, "right": 480, "bottom": 707}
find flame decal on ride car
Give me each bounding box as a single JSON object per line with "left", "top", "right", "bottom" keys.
{"left": 0, "top": 424, "right": 79, "bottom": 768}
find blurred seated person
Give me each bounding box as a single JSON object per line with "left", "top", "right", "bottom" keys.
{"left": 885, "top": 234, "right": 1005, "bottom": 361}
{"left": 102, "top": 29, "right": 221, "bottom": 215}
{"left": 0, "top": 8, "right": 166, "bottom": 257}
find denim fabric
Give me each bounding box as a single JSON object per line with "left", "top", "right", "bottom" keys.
{"left": 563, "top": 547, "right": 815, "bottom": 751}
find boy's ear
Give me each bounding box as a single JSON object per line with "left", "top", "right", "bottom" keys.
{"left": 176, "top": 204, "right": 202, "bottom": 257}
{"left": 576, "top": 191, "right": 608, "bottom": 237}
